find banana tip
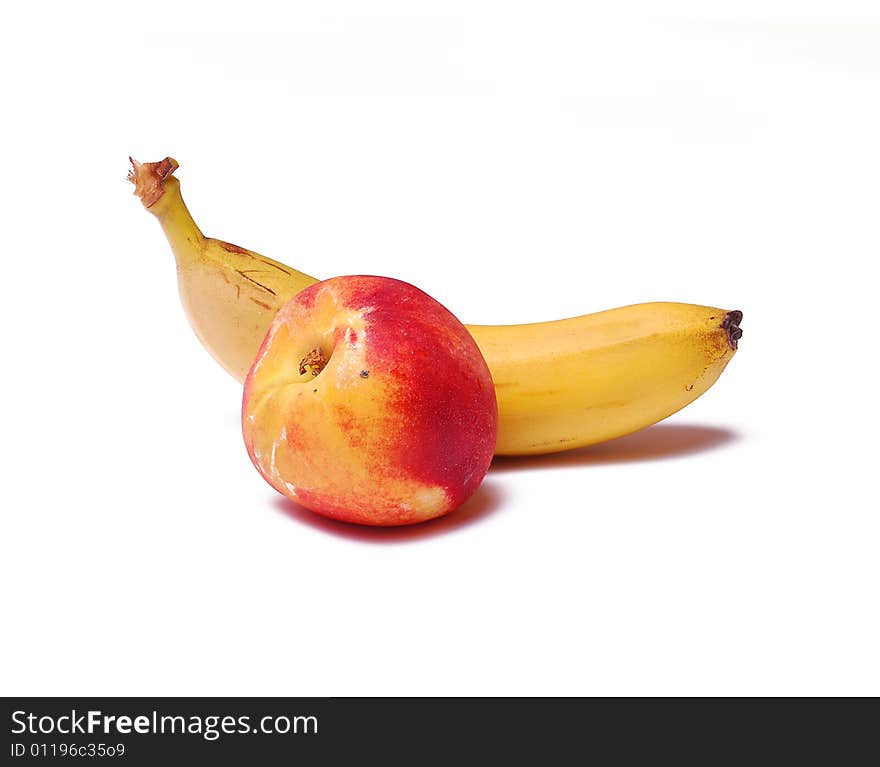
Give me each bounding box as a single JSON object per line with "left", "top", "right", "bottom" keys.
{"left": 723, "top": 310, "right": 743, "bottom": 350}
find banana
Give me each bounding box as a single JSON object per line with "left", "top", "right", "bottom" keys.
{"left": 128, "top": 157, "right": 316, "bottom": 381}
{"left": 469, "top": 305, "right": 740, "bottom": 454}
{"left": 129, "top": 157, "right": 741, "bottom": 455}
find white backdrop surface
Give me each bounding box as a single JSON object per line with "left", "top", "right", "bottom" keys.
{"left": 2, "top": 1, "right": 878, "bottom": 695}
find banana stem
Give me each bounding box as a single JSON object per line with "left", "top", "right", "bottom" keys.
{"left": 129, "top": 157, "right": 205, "bottom": 254}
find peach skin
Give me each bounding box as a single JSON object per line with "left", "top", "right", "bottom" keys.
{"left": 241, "top": 276, "right": 498, "bottom": 526}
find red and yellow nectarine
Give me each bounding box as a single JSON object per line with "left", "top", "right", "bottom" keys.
{"left": 241, "top": 276, "right": 498, "bottom": 526}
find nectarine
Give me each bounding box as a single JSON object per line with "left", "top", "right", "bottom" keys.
{"left": 241, "top": 276, "right": 498, "bottom": 526}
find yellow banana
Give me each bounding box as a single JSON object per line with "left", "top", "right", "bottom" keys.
{"left": 129, "top": 157, "right": 741, "bottom": 455}
{"left": 469, "top": 305, "right": 740, "bottom": 453}
{"left": 128, "top": 157, "right": 316, "bottom": 380}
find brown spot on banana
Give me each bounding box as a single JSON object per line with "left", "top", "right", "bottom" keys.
{"left": 235, "top": 270, "right": 277, "bottom": 295}
{"left": 220, "top": 241, "right": 250, "bottom": 255}
{"left": 219, "top": 243, "right": 292, "bottom": 276}
{"left": 217, "top": 270, "right": 241, "bottom": 299}
{"left": 258, "top": 258, "right": 294, "bottom": 275}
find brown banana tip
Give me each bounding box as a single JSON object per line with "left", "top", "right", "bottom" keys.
{"left": 127, "top": 156, "right": 179, "bottom": 208}
{"left": 722, "top": 310, "right": 744, "bottom": 350}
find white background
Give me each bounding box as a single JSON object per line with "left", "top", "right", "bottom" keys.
{"left": 2, "top": 1, "right": 879, "bottom": 696}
